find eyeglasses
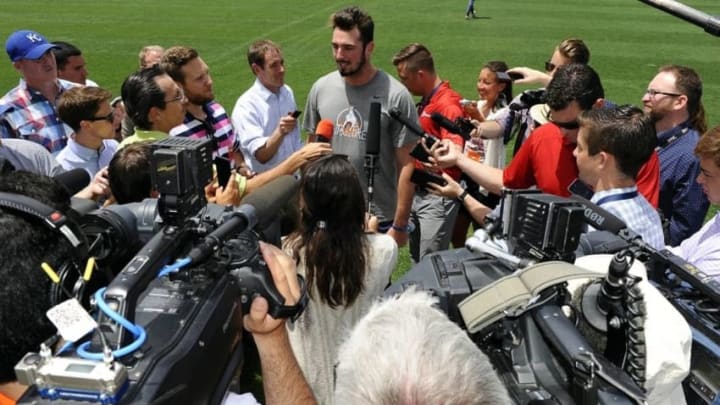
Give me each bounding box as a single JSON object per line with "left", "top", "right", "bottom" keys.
{"left": 165, "top": 89, "right": 186, "bottom": 103}
{"left": 87, "top": 111, "right": 114, "bottom": 123}
{"left": 645, "top": 89, "right": 682, "bottom": 98}
{"left": 546, "top": 110, "right": 579, "bottom": 130}
{"left": 544, "top": 61, "right": 557, "bottom": 72}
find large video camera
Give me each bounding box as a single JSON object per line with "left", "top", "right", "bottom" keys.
{"left": 15, "top": 137, "right": 306, "bottom": 405}
{"left": 388, "top": 189, "right": 713, "bottom": 404}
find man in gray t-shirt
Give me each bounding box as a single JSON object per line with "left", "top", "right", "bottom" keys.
{"left": 303, "top": 6, "right": 419, "bottom": 247}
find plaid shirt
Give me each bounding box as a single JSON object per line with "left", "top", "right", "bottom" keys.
{"left": 169, "top": 100, "right": 235, "bottom": 159}
{"left": 0, "top": 78, "right": 76, "bottom": 154}
{"left": 591, "top": 185, "right": 665, "bottom": 250}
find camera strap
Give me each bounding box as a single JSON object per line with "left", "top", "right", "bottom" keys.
{"left": 458, "top": 261, "right": 602, "bottom": 334}
{"left": 269, "top": 274, "right": 310, "bottom": 322}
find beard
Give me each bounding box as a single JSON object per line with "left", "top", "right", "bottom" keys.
{"left": 186, "top": 90, "right": 214, "bottom": 106}
{"left": 337, "top": 51, "right": 367, "bottom": 77}
{"left": 644, "top": 105, "right": 665, "bottom": 123}
{"left": 648, "top": 109, "right": 665, "bottom": 124}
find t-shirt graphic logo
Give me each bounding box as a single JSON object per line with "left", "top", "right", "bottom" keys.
{"left": 336, "top": 107, "right": 364, "bottom": 140}
{"left": 25, "top": 33, "right": 43, "bottom": 43}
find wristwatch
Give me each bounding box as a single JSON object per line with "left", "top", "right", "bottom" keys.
{"left": 457, "top": 189, "right": 469, "bottom": 202}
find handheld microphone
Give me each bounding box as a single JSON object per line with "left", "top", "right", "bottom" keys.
{"left": 430, "top": 112, "right": 471, "bottom": 140}
{"left": 388, "top": 107, "right": 438, "bottom": 163}
{"left": 366, "top": 102, "right": 381, "bottom": 155}
{"left": 315, "top": 119, "right": 334, "bottom": 143}
{"left": 364, "top": 102, "right": 382, "bottom": 213}
{"left": 388, "top": 107, "right": 427, "bottom": 139}
{"left": 189, "top": 174, "right": 299, "bottom": 264}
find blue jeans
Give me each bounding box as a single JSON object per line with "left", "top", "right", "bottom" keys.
{"left": 466, "top": 0, "right": 476, "bottom": 16}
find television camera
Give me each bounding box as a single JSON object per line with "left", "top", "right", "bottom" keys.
{"left": 13, "top": 137, "right": 307, "bottom": 404}
{"left": 388, "top": 189, "right": 719, "bottom": 404}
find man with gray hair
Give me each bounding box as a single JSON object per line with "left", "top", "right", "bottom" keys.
{"left": 334, "top": 288, "right": 509, "bottom": 404}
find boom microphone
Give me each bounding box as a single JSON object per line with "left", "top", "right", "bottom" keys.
{"left": 638, "top": 0, "right": 720, "bottom": 36}
{"left": 315, "top": 119, "right": 334, "bottom": 143}
{"left": 366, "top": 102, "right": 381, "bottom": 155}
{"left": 189, "top": 174, "right": 299, "bottom": 264}
{"left": 568, "top": 194, "right": 628, "bottom": 236}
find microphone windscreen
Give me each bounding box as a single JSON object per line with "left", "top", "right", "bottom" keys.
{"left": 54, "top": 168, "right": 91, "bottom": 196}
{"left": 431, "top": 112, "right": 462, "bottom": 135}
{"left": 569, "top": 195, "right": 627, "bottom": 234}
{"left": 366, "top": 102, "right": 381, "bottom": 155}
{"left": 316, "top": 119, "right": 335, "bottom": 143}
{"left": 239, "top": 174, "right": 299, "bottom": 224}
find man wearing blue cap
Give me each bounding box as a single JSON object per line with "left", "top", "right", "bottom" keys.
{"left": 0, "top": 30, "right": 76, "bottom": 154}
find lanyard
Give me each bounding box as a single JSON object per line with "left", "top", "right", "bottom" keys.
{"left": 595, "top": 190, "right": 638, "bottom": 206}
{"left": 416, "top": 82, "right": 444, "bottom": 115}
{"left": 656, "top": 123, "right": 690, "bottom": 150}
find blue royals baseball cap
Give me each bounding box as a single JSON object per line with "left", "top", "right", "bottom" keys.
{"left": 5, "top": 30, "right": 58, "bottom": 62}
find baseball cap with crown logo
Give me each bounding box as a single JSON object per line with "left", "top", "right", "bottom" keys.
{"left": 5, "top": 30, "right": 58, "bottom": 62}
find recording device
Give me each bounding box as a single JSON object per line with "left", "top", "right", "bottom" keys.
{"left": 388, "top": 106, "right": 438, "bottom": 162}
{"left": 214, "top": 156, "right": 232, "bottom": 188}
{"left": 509, "top": 88, "right": 546, "bottom": 111}
{"left": 315, "top": 119, "right": 334, "bottom": 143}
{"left": 291, "top": 109, "right": 302, "bottom": 118}
{"left": 365, "top": 102, "right": 381, "bottom": 212}
{"left": 568, "top": 178, "right": 595, "bottom": 200}
{"left": 150, "top": 137, "right": 213, "bottom": 225}
{"left": 568, "top": 194, "right": 720, "bottom": 404}
{"left": 496, "top": 71, "right": 524, "bottom": 82}
{"left": 16, "top": 138, "right": 308, "bottom": 405}
{"left": 430, "top": 112, "right": 473, "bottom": 141}
{"left": 495, "top": 71, "right": 512, "bottom": 82}
{"left": 387, "top": 190, "right": 681, "bottom": 404}
{"left": 410, "top": 168, "right": 447, "bottom": 189}
{"left": 500, "top": 190, "right": 586, "bottom": 262}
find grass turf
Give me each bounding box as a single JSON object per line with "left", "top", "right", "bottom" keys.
{"left": 2, "top": 0, "right": 719, "bottom": 277}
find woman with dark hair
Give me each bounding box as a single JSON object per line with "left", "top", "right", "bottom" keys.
{"left": 463, "top": 60, "right": 513, "bottom": 170}
{"left": 284, "top": 154, "right": 397, "bottom": 404}
{"left": 451, "top": 61, "right": 512, "bottom": 247}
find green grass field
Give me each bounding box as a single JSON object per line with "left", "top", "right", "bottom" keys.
{"left": 2, "top": 0, "right": 719, "bottom": 277}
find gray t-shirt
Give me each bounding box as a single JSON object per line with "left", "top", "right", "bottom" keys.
{"left": 303, "top": 70, "right": 420, "bottom": 222}
{"left": 0, "top": 138, "right": 64, "bottom": 177}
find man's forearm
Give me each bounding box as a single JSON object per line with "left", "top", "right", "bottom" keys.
{"left": 254, "top": 329, "right": 316, "bottom": 405}
{"left": 254, "top": 129, "right": 284, "bottom": 164}
{"left": 244, "top": 156, "right": 294, "bottom": 196}
{"left": 393, "top": 145, "right": 415, "bottom": 226}
{"left": 456, "top": 154, "right": 504, "bottom": 196}
{"left": 478, "top": 120, "right": 503, "bottom": 140}
{"left": 393, "top": 152, "right": 415, "bottom": 226}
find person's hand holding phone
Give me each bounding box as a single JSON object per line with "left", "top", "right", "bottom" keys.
{"left": 278, "top": 110, "right": 300, "bottom": 136}
{"left": 426, "top": 172, "right": 464, "bottom": 199}
{"left": 506, "top": 67, "right": 551, "bottom": 86}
